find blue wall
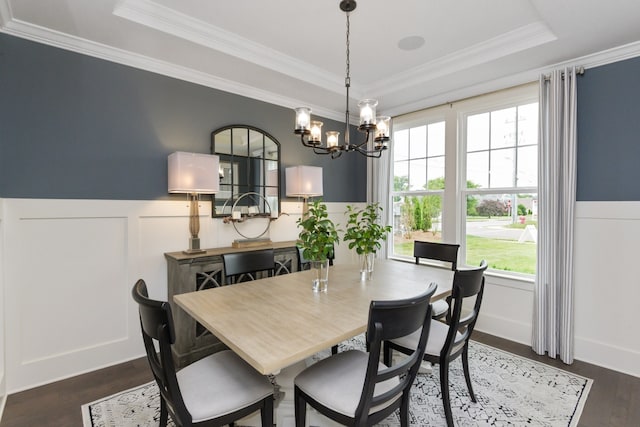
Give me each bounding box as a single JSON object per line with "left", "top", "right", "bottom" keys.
{"left": 0, "top": 33, "right": 366, "bottom": 202}
{"left": 577, "top": 55, "right": 640, "bottom": 201}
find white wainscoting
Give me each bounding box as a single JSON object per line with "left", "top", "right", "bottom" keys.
{"left": 475, "top": 201, "right": 640, "bottom": 378}
{"left": 573, "top": 202, "right": 640, "bottom": 377}
{"left": 2, "top": 199, "right": 637, "bottom": 394}
{"left": 0, "top": 198, "right": 6, "bottom": 419}
{"left": 1, "top": 198, "right": 363, "bottom": 393}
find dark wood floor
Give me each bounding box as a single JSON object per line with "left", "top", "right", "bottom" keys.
{"left": 1, "top": 332, "right": 638, "bottom": 426}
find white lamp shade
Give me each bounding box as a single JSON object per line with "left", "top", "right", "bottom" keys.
{"left": 168, "top": 152, "right": 220, "bottom": 194}
{"left": 286, "top": 165, "right": 323, "bottom": 197}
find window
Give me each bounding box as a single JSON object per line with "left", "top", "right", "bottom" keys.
{"left": 389, "top": 84, "right": 538, "bottom": 277}
{"left": 391, "top": 121, "right": 446, "bottom": 258}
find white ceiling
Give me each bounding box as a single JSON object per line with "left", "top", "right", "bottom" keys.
{"left": 2, "top": 0, "right": 640, "bottom": 121}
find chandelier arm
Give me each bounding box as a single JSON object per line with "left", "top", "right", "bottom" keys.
{"left": 351, "top": 129, "right": 372, "bottom": 149}
{"left": 312, "top": 147, "right": 332, "bottom": 155}
{"left": 354, "top": 145, "right": 383, "bottom": 158}
{"left": 299, "top": 134, "right": 325, "bottom": 150}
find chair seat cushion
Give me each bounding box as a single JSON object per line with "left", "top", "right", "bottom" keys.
{"left": 177, "top": 350, "right": 273, "bottom": 423}
{"left": 391, "top": 319, "right": 462, "bottom": 357}
{"left": 294, "top": 350, "right": 400, "bottom": 418}
{"left": 431, "top": 299, "right": 449, "bottom": 317}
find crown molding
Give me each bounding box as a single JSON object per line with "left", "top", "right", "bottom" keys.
{"left": 369, "top": 22, "right": 556, "bottom": 98}
{"left": 113, "top": 0, "right": 355, "bottom": 98}
{"left": 0, "top": 15, "right": 346, "bottom": 123}
{"left": 2, "top": 0, "right": 639, "bottom": 122}
{"left": 384, "top": 39, "right": 640, "bottom": 117}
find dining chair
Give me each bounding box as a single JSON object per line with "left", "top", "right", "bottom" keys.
{"left": 413, "top": 240, "right": 460, "bottom": 320}
{"left": 383, "top": 260, "right": 487, "bottom": 427}
{"left": 294, "top": 283, "right": 438, "bottom": 427}
{"left": 222, "top": 248, "right": 275, "bottom": 284}
{"left": 132, "top": 279, "right": 274, "bottom": 427}
{"left": 297, "top": 245, "right": 335, "bottom": 271}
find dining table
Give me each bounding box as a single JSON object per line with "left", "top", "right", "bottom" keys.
{"left": 174, "top": 258, "right": 454, "bottom": 426}
{"left": 174, "top": 258, "right": 454, "bottom": 376}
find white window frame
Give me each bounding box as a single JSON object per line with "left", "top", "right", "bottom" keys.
{"left": 388, "top": 83, "right": 538, "bottom": 280}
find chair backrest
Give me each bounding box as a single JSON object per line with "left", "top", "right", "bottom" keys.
{"left": 356, "top": 283, "right": 437, "bottom": 421}
{"left": 222, "top": 248, "right": 275, "bottom": 283}
{"left": 297, "top": 245, "right": 335, "bottom": 271}
{"left": 442, "top": 260, "right": 487, "bottom": 359}
{"left": 132, "top": 279, "right": 191, "bottom": 426}
{"left": 413, "top": 240, "right": 460, "bottom": 270}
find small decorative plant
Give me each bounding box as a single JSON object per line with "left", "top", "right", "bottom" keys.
{"left": 343, "top": 203, "right": 392, "bottom": 255}
{"left": 297, "top": 200, "right": 340, "bottom": 261}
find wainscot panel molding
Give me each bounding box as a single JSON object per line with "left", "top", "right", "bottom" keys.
{"left": 0, "top": 198, "right": 6, "bottom": 418}
{"left": 474, "top": 201, "right": 640, "bottom": 376}
{"left": 4, "top": 199, "right": 636, "bottom": 392}
{"left": 474, "top": 276, "right": 534, "bottom": 346}
{"left": 2, "top": 199, "right": 364, "bottom": 392}
{"left": 573, "top": 201, "right": 640, "bottom": 377}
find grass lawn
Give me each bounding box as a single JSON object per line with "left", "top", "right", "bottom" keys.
{"left": 393, "top": 235, "right": 536, "bottom": 274}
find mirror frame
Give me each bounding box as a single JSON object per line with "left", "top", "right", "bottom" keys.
{"left": 210, "top": 124, "right": 281, "bottom": 218}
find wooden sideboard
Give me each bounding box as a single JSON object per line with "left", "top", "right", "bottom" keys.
{"left": 165, "top": 240, "right": 300, "bottom": 368}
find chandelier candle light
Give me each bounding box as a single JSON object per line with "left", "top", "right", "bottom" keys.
{"left": 294, "top": 0, "right": 391, "bottom": 159}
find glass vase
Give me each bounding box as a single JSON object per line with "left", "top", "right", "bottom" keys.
{"left": 359, "top": 252, "right": 375, "bottom": 281}
{"left": 311, "top": 259, "right": 330, "bottom": 292}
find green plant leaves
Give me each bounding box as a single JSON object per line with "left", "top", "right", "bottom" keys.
{"left": 343, "top": 203, "right": 392, "bottom": 255}
{"left": 296, "top": 200, "right": 340, "bottom": 261}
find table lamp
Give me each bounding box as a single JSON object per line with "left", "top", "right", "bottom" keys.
{"left": 286, "top": 165, "right": 323, "bottom": 216}
{"left": 168, "top": 151, "right": 220, "bottom": 254}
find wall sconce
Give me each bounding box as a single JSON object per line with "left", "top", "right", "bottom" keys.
{"left": 285, "top": 165, "right": 323, "bottom": 215}
{"left": 168, "top": 151, "right": 220, "bottom": 254}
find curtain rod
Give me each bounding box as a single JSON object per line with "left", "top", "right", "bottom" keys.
{"left": 544, "top": 66, "right": 585, "bottom": 81}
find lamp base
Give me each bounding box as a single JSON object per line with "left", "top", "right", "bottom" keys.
{"left": 182, "top": 248, "right": 206, "bottom": 255}
{"left": 183, "top": 237, "right": 206, "bottom": 255}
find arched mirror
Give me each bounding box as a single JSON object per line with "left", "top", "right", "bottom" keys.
{"left": 211, "top": 125, "right": 281, "bottom": 218}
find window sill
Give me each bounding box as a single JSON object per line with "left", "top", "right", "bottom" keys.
{"left": 388, "top": 255, "right": 534, "bottom": 292}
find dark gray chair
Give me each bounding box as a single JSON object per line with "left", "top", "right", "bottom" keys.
{"left": 222, "top": 248, "right": 275, "bottom": 284}
{"left": 297, "top": 245, "right": 334, "bottom": 271}
{"left": 132, "top": 279, "right": 274, "bottom": 427}
{"left": 413, "top": 240, "right": 460, "bottom": 319}
{"left": 294, "top": 283, "right": 438, "bottom": 427}
{"left": 384, "top": 261, "right": 487, "bottom": 427}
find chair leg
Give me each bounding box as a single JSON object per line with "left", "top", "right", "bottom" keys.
{"left": 439, "top": 361, "right": 454, "bottom": 427}
{"left": 294, "top": 387, "right": 306, "bottom": 427}
{"left": 331, "top": 345, "right": 338, "bottom": 355}
{"left": 462, "top": 345, "right": 477, "bottom": 402}
{"left": 159, "top": 398, "right": 168, "bottom": 427}
{"left": 399, "top": 393, "right": 410, "bottom": 427}
{"left": 261, "top": 395, "right": 274, "bottom": 427}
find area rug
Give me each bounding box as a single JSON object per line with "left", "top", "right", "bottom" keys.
{"left": 82, "top": 339, "right": 592, "bottom": 427}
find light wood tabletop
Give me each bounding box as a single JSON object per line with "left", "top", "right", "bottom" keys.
{"left": 174, "top": 259, "right": 454, "bottom": 375}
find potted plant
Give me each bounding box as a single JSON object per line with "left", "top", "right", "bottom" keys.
{"left": 297, "top": 200, "right": 340, "bottom": 292}
{"left": 343, "top": 203, "right": 392, "bottom": 280}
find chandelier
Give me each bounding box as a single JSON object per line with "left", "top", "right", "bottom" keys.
{"left": 293, "top": 0, "right": 390, "bottom": 159}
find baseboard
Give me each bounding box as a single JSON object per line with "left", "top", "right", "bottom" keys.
{"left": 477, "top": 315, "right": 640, "bottom": 377}
{"left": 475, "top": 312, "right": 532, "bottom": 347}
{"left": 575, "top": 336, "right": 640, "bottom": 378}
{"left": 7, "top": 352, "right": 147, "bottom": 395}
{"left": 0, "top": 393, "right": 6, "bottom": 423}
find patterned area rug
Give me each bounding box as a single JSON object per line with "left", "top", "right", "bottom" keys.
{"left": 82, "top": 339, "right": 592, "bottom": 426}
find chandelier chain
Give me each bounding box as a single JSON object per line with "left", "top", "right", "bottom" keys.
{"left": 345, "top": 12, "right": 350, "bottom": 84}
